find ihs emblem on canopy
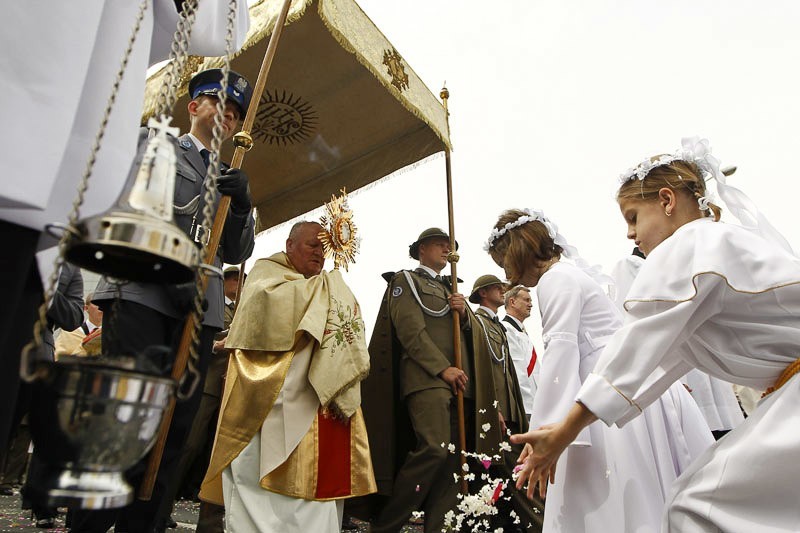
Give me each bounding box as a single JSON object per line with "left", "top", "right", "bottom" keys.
{"left": 319, "top": 189, "right": 360, "bottom": 271}
{"left": 382, "top": 48, "right": 409, "bottom": 91}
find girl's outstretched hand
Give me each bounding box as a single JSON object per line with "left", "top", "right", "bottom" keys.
{"left": 511, "top": 424, "right": 564, "bottom": 499}
{"left": 511, "top": 402, "right": 599, "bottom": 500}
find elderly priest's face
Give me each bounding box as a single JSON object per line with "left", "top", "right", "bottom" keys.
{"left": 286, "top": 222, "right": 325, "bottom": 278}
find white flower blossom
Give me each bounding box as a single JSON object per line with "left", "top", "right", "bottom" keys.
{"left": 499, "top": 441, "right": 512, "bottom": 452}
{"left": 448, "top": 443, "right": 456, "bottom": 454}
{"left": 482, "top": 423, "right": 491, "bottom": 432}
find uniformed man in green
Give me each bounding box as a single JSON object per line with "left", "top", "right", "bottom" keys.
{"left": 366, "top": 228, "right": 499, "bottom": 533}
{"left": 470, "top": 274, "right": 544, "bottom": 531}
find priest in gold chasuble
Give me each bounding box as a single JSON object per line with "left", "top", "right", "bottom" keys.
{"left": 199, "top": 221, "right": 375, "bottom": 532}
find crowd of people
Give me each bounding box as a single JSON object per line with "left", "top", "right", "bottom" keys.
{"left": 1, "top": 3, "right": 797, "bottom": 533}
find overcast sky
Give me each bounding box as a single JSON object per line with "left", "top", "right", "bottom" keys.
{"left": 248, "top": 0, "right": 800, "bottom": 345}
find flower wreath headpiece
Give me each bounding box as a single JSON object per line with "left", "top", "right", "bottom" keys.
{"left": 619, "top": 136, "right": 723, "bottom": 216}
{"left": 484, "top": 208, "right": 614, "bottom": 286}
{"left": 620, "top": 136, "right": 794, "bottom": 255}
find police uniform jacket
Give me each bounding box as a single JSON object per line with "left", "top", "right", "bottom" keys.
{"left": 94, "top": 131, "right": 255, "bottom": 329}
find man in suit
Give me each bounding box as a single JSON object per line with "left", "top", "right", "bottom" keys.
{"left": 70, "top": 68, "right": 256, "bottom": 533}
{"left": 501, "top": 285, "right": 537, "bottom": 418}
{"left": 470, "top": 275, "right": 543, "bottom": 531}
{"left": 367, "top": 228, "right": 502, "bottom": 533}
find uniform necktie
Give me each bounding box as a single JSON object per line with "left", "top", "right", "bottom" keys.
{"left": 200, "top": 148, "right": 211, "bottom": 168}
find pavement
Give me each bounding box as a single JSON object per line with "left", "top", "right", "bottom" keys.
{"left": 0, "top": 490, "right": 423, "bottom": 532}
{"left": 0, "top": 490, "right": 198, "bottom": 532}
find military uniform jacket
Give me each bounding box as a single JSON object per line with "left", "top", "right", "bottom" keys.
{"left": 94, "top": 131, "right": 255, "bottom": 329}
{"left": 360, "top": 269, "right": 506, "bottom": 497}
{"left": 387, "top": 268, "right": 473, "bottom": 397}
{"left": 474, "top": 308, "right": 527, "bottom": 430}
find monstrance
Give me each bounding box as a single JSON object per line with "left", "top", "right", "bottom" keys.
{"left": 318, "top": 188, "right": 359, "bottom": 270}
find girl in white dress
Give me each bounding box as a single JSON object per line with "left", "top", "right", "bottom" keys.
{"left": 512, "top": 137, "right": 800, "bottom": 531}
{"left": 485, "top": 209, "right": 685, "bottom": 533}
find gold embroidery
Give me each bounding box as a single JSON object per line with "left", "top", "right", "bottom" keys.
{"left": 382, "top": 48, "right": 409, "bottom": 91}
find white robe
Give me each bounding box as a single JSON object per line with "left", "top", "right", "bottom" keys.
{"left": 222, "top": 340, "right": 342, "bottom": 532}
{"left": 578, "top": 218, "right": 800, "bottom": 531}
{"left": 0, "top": 0, "right": 249, "bottom": 282}
{"left": 680, "top": 369, "right": 744, "bottom": 432}
{"left": 610, "top": 255, "right": 716, "bottom": 479}
{"left": 533, "top": 262, "right": 686, "bottom": 533}
{"left": 502, "top": 315, "right": 538, "bottom": 415}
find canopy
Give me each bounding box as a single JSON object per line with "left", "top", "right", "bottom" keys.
{"left": 143, "top": 0, "right": 450, "bottom": 232}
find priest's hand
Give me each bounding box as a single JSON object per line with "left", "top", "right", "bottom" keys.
{"left": 439, "top": 366, "right": 468, "bottom": 395}
{"left": 212, "top": 336, "right": 229, "bottom": 355}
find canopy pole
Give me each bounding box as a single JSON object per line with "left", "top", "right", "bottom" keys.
{"left": 138, "top": 0, "right": 294, "bottom": 501}
{"left": 440, "top": 85, "right": 468, "bottom": 496}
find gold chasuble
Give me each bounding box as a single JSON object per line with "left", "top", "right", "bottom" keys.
{"left": 200, "top": 252, "right": 376, "bottom": 504}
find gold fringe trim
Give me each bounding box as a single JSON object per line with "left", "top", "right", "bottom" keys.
{"left": 316, "top": 0, "right": 451, "bottom": 150}
{"left": 142, "top": 0, "right": 451, "bottom": 151}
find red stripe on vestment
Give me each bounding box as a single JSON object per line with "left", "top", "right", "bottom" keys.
{"left": 315, "top": 410, "right": 352, "bottom": 498}
{"left": 527, "top": 346, "right": 537, "bottom": 376}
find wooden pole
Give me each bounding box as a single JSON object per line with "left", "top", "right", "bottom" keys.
{"left": 138, "top": 0, "right": 294, "bottom": 500}
{"left": 440, "top": 85, "right": 468, "bottom": 496}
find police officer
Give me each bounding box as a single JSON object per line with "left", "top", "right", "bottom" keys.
{"left": 70, "top": 68, "right": 256, "bottom": 532}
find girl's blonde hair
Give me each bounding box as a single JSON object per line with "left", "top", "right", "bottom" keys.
{"left": 617, "top": 158, "right": 722, "bottom": 221}
{"left": 488, "top": 209, "right": 562, "bottom": 284}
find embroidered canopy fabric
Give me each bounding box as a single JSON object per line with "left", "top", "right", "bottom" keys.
{"left": 143, "top": 0, "right": 450, "bottom": 232}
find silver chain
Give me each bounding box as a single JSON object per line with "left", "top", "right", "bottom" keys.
{"left": 154, "top": 0, "right": 199, "bottom": 118}
{"left": 21, "top": 0, "right": 149, "bottom": 382}
{"left": 180, "top": 0, "right": 239, "bottom": 399}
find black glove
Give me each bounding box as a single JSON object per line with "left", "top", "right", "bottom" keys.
{"left": 216, "top": 168, "right": 252, "bottom": 214}
{"left": 164, "top": 282, "right": 208, "bottom": 316}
